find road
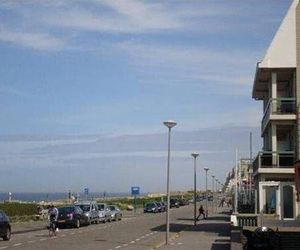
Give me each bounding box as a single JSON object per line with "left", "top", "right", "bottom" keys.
{"left": 0, "top": 203, "right": 230, "bottom": 250}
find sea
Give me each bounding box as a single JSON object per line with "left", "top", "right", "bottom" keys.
{"left": 0, "top": 192, "right": 134, "bottom": 203}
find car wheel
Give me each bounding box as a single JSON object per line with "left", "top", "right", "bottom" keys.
{"left": 75, "top": 219, "right": 80, "bottom": 228}
{"left": 3, "top": 228, "right": 11, "bottom": 241}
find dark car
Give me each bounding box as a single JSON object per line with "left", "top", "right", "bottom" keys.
{"left": 108, "top": 205, "right": 122, "bottom": 221}
{"left": 0, "top": 210, "right": 11, "bottom": 241}
{"left": 156, "top": 202, "right": 166, "bottom": 212}
{"left": 170, "top": 198, "right": 180, "bottom": 208}
{"left": 144, "top": 202, "right": 159, "bottom": 213}
{"left": 57, "top": 206, "right": 89, "bottom": 228}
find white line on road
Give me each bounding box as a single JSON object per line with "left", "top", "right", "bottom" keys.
{"left": 40, "top": 238, "right": 47, "bottom": 241}
{"left": 27, "top": 240, "right": 36, "bottom": 243}
{"left": 130, "top": 241, "right": 135, "bottom": 244}
{"left": 135, "top": 238, "right": 140, "bottom": 241}
{"left": 0, "top": 246, "right": 8, "bottom": 249}
{"left": 122, "top": 244, "right": 128, "bottom": 247}
{"left": 115, "top": 246, "right": 121, "bottom": 249}
{"left": 13, "top": 243, "right": 22, "bottom": 247}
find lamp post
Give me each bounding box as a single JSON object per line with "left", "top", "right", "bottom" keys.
{"left": 191, "top": 152, "right": 199, "bottom": 226}
{"left": 212, "top": 175, "right": 215, "bottom": 213}
{"left": 215, "top": 178, "right": 218, "bottom": 211}
{"left": 204, "top": 167, "right": 209, "bottom": 218}
{"left": 163, "top": 120, "right": 177, "bottom": 245}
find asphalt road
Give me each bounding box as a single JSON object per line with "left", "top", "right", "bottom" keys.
{"left": 0, "top": 205, "right": 199, "bottom": 250}
{"left": 1, "top": 202, "right": 231, "bottom": 250}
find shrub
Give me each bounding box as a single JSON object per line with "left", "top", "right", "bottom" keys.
{"left": 0, "top": 202, "right": 38, "bottom": 217}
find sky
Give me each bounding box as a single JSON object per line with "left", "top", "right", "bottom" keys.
{"left": 0, "top": 0, "right": 293, "bottom": 194}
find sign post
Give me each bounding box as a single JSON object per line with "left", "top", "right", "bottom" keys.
{"left": 131, "top": 186, "right": 140, "bottom": 213}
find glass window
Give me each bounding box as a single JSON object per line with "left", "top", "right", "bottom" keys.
{"left": 264, "top": 186, "right": 277, "bottom": 214}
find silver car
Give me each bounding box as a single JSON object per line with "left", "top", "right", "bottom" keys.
{"left": 96, "top": 203, "right": 112, "bottom": 223}
{"left": 75, "top": 201, "right": 99, "bottom": 224}
{"left": 108, "top": 205, "right": 122, "bottom": 221}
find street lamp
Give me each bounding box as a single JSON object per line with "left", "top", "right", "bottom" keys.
{"left": 211, "top": 175, "right": 215, "bottom": 213}
{"left": 191, "top": 152, "right": 199, "bottom": 226}
{"left": 163, "top": 120, "right": 177, "bottom": 245}
{"left": 204, "top": 167, "right": 209, "bottom": 218}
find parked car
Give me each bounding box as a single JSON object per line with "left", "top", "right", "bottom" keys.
{"left": 144, "top": 202, "right": 159, "bottom": 213}
{"left": 155, "top": 202, "right": 166, "bottom": 212}
{"left": 75, "top": 201, "right": 99, "bottom": 224}
{"left": 56, "top": 206, "right": 89, "bottom": 228}
{"left": 170, "top": 198, "right": 180, "bottom": 208}
{"left": 96, "top": 203, "right": 112, "bottom": 223}
{"left": 108, "top": 205, "right": 122, "bottom": 221}
{"left": 179, "top": 199, "right": 189, "bottom": 206}
{"left": 0, "top": 210, "right": 11, "bottom": 241}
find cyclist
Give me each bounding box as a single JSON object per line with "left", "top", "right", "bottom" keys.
{"left": 48, "top": 204, "right": 59, "bottom": 232}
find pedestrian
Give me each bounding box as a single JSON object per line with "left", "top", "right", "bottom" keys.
{"left": 196, "top": 205, "right": 205, "bottom": 220}
{"left": 219, "top": 197, "right": 225, "bottom": 207}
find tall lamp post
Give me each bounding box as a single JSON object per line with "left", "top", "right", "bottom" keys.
{"left": 163, "top": 120, "right": 177, "bottom": 245}
{"left": 204, "top": 167, "right": 209, "bottom": 218}
{"left": 191, "top": 152, "right": 199, "bottom": 226}
{"left": 211, "top": 175, "right": 215, "bottom": 213}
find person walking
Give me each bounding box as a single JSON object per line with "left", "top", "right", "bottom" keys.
{"left": 197, "top": 205, "right": 205, "bottom": 220}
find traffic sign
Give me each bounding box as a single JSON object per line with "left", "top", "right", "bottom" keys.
{"left": 131, "top": 186, "right": 140, "bottom": 196}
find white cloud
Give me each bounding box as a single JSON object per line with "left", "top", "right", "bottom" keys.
{"left": 0, "top": 27, "right": 65, "bottom": 51}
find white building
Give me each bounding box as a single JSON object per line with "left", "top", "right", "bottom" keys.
{"left": 252, "top": 0, "right": 300, "bottom": 220}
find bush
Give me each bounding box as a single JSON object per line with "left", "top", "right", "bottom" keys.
{"left": 0, "top": 202, "right": 38, "bottom": 217}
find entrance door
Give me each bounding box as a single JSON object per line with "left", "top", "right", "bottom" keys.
{"left": 283, "top": 185, "right": 294, "bottom": 219}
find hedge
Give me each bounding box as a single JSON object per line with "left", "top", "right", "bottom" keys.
{"left": 0, "top": 202, "right": 38, "bottom": 217}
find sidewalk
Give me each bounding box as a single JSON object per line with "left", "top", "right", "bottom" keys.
{"left": 157, "top": 209, "right": 231, "bottom": 250}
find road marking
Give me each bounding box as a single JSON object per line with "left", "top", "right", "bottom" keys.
{"left": 115, "top": 246, "right": 121, "bottom": 249}
{"left": 122, "top": 244, "right": 128, "bottom": 247}
{"left": 40, "top": 238, "right": 47, "bottom": 241}
{"left": 130, "top": 241, "right": 135, "bottom": 244}
{"left": 13, "top": 243, "right": 22, "bottom": 247}
{"left": 136, "top": 238, "right": 140, "bottom": 241}
{"left": 0, "top": 247, "right": 8, "bottom": 249}
{"left": 27, "top": 240, "right": 36, "bottom": 243}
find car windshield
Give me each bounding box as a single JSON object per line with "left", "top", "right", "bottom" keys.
{"left": 108, "top": 206, "right": 115, "bottom": 211}
{"left": 58, "top": 207, "right": 75, "bottom": 214}
{"left": 146, "top": 203, "right": 155, "bottom": 208}
{"left": 97, "top": 204, "right": 105, "bottom": 211}
{"left": 77, "top": 205, "right": 90, "bottom": 212}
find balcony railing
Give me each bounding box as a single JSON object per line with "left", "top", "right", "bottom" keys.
{"left": 252, "top": 151, "right": 295, "bottom": 173}
{"left": 262, "top": 98, "right": 296, "bottom": 131}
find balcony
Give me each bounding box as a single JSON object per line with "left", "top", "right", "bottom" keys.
{"left": 252, "top": 151, "right": 295, "bottom": 174}
{"left": 261, "top": 98, "right": 296, "bottom": 133}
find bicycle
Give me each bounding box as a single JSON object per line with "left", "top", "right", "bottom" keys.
{"left": 48, "top": 218, "right": 57, "bottom": 237}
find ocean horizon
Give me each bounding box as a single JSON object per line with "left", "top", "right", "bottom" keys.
{"left": 0, "top": 192, "right": 139, "bottom": 203}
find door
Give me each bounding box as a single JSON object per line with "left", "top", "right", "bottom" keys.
{"left": 283, "top": 185, "right": 294, "bottom": 219}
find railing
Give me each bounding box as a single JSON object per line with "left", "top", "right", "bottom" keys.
{"left": 252, "top": 151, "right": 295, "bottom": 173}
{"left": 237, "top": 214, "right": 258, "bottom": 227}
{"left": 262, "top": 98, "right": 296, "bottom": 131}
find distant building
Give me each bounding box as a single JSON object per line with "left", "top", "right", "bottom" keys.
{"left": 252, "top": 0, "right": 299, "bottom": 219}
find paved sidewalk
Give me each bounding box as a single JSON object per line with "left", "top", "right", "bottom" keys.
{"left": 157, "top": 211, "right": 231, "bottom": 250}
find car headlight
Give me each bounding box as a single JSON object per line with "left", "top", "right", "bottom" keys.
{"left": 84, "top": 212, "right": 89, "bottom": 217}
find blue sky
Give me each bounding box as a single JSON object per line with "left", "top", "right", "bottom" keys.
{"left": 0, "top": 0, "right": 293, "bottom": 193}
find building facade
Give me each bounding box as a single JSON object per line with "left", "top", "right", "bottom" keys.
{"left": 252, "top": 0, "right": 300, "bottom": 220}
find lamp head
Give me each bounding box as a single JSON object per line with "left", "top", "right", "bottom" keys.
{"left": 191, "top": 152, "right": 199, "bottom": 158}
{"left": 163, "top": 120, "right": 177, "bottom": 129}
{"left": 204, "top": 167, "right": 209, "bottom": 172}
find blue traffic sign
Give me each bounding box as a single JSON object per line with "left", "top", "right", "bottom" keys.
{"left": 131, "top": 186, "right": 140, "bottom": 196}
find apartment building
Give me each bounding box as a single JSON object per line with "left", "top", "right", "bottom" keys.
{"left": 252, "top": 0, "right": 299, "bottom": 220}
